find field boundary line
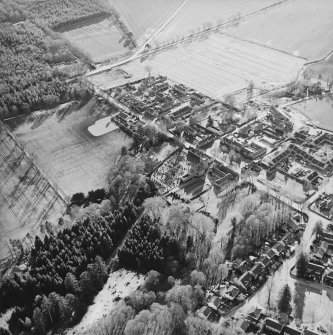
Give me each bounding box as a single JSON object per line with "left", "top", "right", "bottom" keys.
{"left": 222, "top": 32, "right": 307, "bottom": 61}
{"left": 0, "top": 120, "right": 68, "bottom": 207}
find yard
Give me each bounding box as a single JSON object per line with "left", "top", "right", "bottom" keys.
{"left": 6, "top": 99, "right": 132, "bottom": 197}
{"left": 91, "top": 34, "right": 305, "bottom": 99}
{"left": 111, "top": 0, "right": 184, "bottom": 44}
{"left": 156, "top": 0, "right": 281, "bottom": 44}
{"left": 63, "top": 18, "right": 129, "bottom": 63}
{"left": 227, "top": 0, "right": 333, "bottom": 60}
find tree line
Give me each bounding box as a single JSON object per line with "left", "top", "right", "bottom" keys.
{"left": 14, "top": 0, "right": 110, "bottom": 30}
{"left": 0, "top": 203, "right": 138, "bottom": 334}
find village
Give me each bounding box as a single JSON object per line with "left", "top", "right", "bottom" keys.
{"left": 87, "top": 73, "right": 333, "bottom": 334}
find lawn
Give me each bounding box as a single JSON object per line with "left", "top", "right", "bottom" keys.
{"left": 63, "top": 18, "right": 129, "bottom": 63}
{"left": 111, "top": 0, "right": 184, "bottom": 43}
{"left": 6, "top": 99, "right": 132, "bottom": 197}
{"left": 101, "top": 34, "right": 305, "bottom": 99}
{"left": 227, "top": 0, "right": 333, "bottom": 60}
{"left": 156, "top": 0, "right": 281, "bottom": 43}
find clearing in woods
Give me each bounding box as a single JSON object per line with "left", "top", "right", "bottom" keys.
{"left": 63, "top": 18, "right": 129, "bottom": 63}
{"left": 110, "top": 0, "right": 184, "bottom": 43}
{"left": 6, "top": 98, "right": 132, "bottom": 198}
{"left": 227, "top": 0, "right": 333, "bottom": 60}
{"left": 155, "top": 0, "right": 282, "bottom": 43}
{"left": 0, "top": 123, "right": 66, "bottom": 259}
{"left": 89, "top": 34, "right": 305, "bottom": 99}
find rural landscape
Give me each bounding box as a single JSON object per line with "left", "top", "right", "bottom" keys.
{"left": 0, "top": 0, "right": 333, "bottom": 335}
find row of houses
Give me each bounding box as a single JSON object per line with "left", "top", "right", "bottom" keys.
{"left": 197, "top": 221, "right": 302, "bottom": 321}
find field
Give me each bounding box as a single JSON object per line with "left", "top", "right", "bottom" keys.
{"left": 156, "top": 0, "right": 281, "bottom": 43}
{"left": 93, "top": 34, "right": 305, "bottom": 99}
{"left": 307, "top": 53, "right": 333, "bottom": 82}
{"left": 67, "top": 269, "right": 145, "bottom": 335}
{"left": 63, "top": 19, "right": 128, "bottom": 63}
{"left": 0, "top": 123, "right": 66, "bottom": 260}
{"left": 227, "top": 0, "right": 333, "bottom": 60}
{"left": 111, "top": 0, "right": 184, "bottom": 43}
{"left": 6, "top": 99, "right": 132, "bottom": 197}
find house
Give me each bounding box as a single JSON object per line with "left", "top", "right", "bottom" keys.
{"left": 223, "top": 285, "right": 240, "bottom": 301}
{"left": 207, "top": 295, "right": 222, "bottom": 310}
{"left": 238, "top": 260, "right": 252, "bottom": 273}
{"left": 239, "top": 271, "right": 252, "bottom": 288}
{"left": 265, "top": 248, "right": 279, "bottom": 260}
{"left": 237, "top": 319, "right": 250, "bottom": 332}
{"left": 264, "top": 318, "right": 284, "bottom": 334}
{"left": 322, "top": 232, "right": 333, "bottom": 244}
{"left": 323, "top": 270, "right": 333, "bottom": 287}
{"left": 197, "top": 306, "right": 212, "bottom": 320}
{"left": 303, "top": 329, "right": 321, "bottom": 335}
{"left": 247, "top": 306, "right": 262, "bottom": 322}
{"left": 283, "top": 325, "right": 302, "bottom": 335}
{"left": 307, "top": 262, "right": 325, "bottom": 281}
{"left": 272, "top": 241, "right": 286, "bottom": 254}
{"left": 258, "top": 256, "right": 271, "bottom": 268}
{"left": 249, "top": 263, "right": 264, "bottom": 279}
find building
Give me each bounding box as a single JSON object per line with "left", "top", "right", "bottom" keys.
{"left": 197, "top": 306, "right": 212, "bottom": 320}
{"left": 247, "top": 306, "right": 262, "bottom": 322}
{"left": 223, "top": 285, "right": 240, "bottom": 301}
{"left": 249, "top": 263, "right": 264, "bottom": 279}
{"left": 207, "top": 295, "right": 222, "bottom": 310}
{"left": 323, "top": 270, "right": 333, "bottom": 287}
{"left": 239, "top": 271, "right": 252, "bottom": 288}
{"left": 307, "top": 262, "right": 325, "bottom": 281}
{"left": 264, "top": 318, "right": 284, "bottom": 334}
{"left": 283, "top": 325, "right": 302, "bottom": 335}
{"left": 303, "top": 329, "right": 321, "bottom": 335}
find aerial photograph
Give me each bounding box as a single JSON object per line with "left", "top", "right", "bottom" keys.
{"left": 0, "top": 0, "right": 333, "bottom": 334}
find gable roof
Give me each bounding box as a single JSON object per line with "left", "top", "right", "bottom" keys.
{"left": 266, "top": 248, "right": 278, "bottom": 259}
{"left": 198, "top": 305, "right": 212, "bottom": 318}
{"left": 259, "top": 256, "right": 271, "bottom": 267}
{"left": 303, "top": 330, "right": 321, "bottom": 335}
{"left": 283, "top": 325, "right": 302, "bottom": 335}
{"left": 265, "top": 318, "right": 284, "bottom": 331}
{"left": 247, "top": 306, "right": 262, "bottom": 320}
{"left": 250, "top": 263, "right": 264, "bottom": 276}
{"left": 239, "top": 271, "right": 252, "bottom": 286}
{"left": 308, "top": 262, "right": 325, "bottom": 273}
{"left": 225, "top": 285, "right": 239, "bottom": 298}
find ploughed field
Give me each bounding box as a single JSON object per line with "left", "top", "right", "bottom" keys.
{"left": 0, "top": 123, "right": 66, "bottom": 259}
{"left": 6, "top": 99, "right": 132, "bottom": 198}
{"left": 96, "top": 34, "right": 305, "bottom": 99}
{"left": 156, "top": 0, "right": 282, "bottom": 44}
{"left": 63, "top": 18, "right": 128, "bottom": 63}
{"left": 111, "top": 0, "right": 184, "bottom": 43}
{"left": 227, "top": 0, "right": 333, "bottom": 60}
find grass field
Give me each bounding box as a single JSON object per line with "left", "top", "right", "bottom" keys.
{"left": 111, "top": 0, "right": 184, "bottom": 43}
{"left": 227, "top": 0, "right": 333, "bottom": 60}
{"left": 63, "top": 19, "right": 128, "bottom": 62}
{"left": 0, "top": 124, "right": 66, "bottom": 259}
{"left": 156, "top": 0, "right": 281, "bottom": 43}
{"left": 6, "top": 99, "right": 132, "bottom": 197}
{"left": 94, "top": 34, "right": 305, "bottom": 99}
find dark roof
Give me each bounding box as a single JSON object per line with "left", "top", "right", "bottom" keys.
{"left": 265, "top": 318, "right": 284, "bottom": 331}
{"left": 239, "top": 271, "right": 252, "bottom": 286}
{"left": 239, "top": 319, "right": 250, "bottom": 331}
{"left": 250, "top": 263, "right": 264, "bottom": 276}
{"left": 201, "top": 306, "right": 212, "bottom": 317}
{"left": 247, "top": 306, "right": 262, "bottom": 320}
{"left": 225, "top": 285, "right": 239, "bottom": 298}
{"left": 259, "top": 256, "right": 271, "bottom": 267}
{"left": 266, "top": 249, "right": 278, "bottom": 259}
{"left": 308, "top": 262, "right": 325, "bottom": 273}
{"left": 283, "top": 325, "right": 302, "bottom": 335}
{"left": 303, "top": 330, "right": 320, "bottom": 335}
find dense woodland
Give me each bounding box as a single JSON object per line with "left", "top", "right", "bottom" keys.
{"left": 0, "top": 203, "right": 138, "bottom": 334}
{"left": 13, "top": 0, "right": 110, "bottom": 30}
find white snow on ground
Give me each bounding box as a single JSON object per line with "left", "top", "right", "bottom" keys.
{"left": 66, "top": 269, "right": 144, "bottom": 335}
{"left": 88, "top": 117, "right": 119, "bottom": 136}
{"left": 0, "top": 308, "right": 13, "bottom": 330}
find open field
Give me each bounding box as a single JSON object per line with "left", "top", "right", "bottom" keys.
{"left": 66, "top": 269, "right": 144, "bottom": 335}
{"left": 90, "top": 34, "right": 305, "bottom": 99}
{"left": 0, "top": 123, "right": 66, "bottom": 259}
{"left": 156, "top": 0, "right": 281, "bottom": 43}
{"left": 63, "top": 19, "right": 128, "bottom": 62}
{"left": 227, "top": 0, "right": 333, "bottom": 60}
{"left": 6, "top": 99, "right": 132, "bottom": 197}
{"left": 307, "top": 53, "right": 333, "bottom": 82}
{"left": 111, "top": 0, "right": 184, "bottom": 43}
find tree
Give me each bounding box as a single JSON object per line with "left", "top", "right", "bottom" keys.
{"left": 277, "top": 284, "right": 292, "bottom": 314}
{"left": 313, "top": 220, "right": 323, "bottom": 238}
{"left": 165, "top": 285, "right": 193, "bottom": 313}
{"left": 296, "top": 252, "right": 308, "bottom": 279}
{"left": 125, "top": 290, "right": 156, "bottom": 312}
{"left": 144, "top": 270, "right": 161, "bottom": 291}
{"left": 190, "top": 270, "right": 206, "bottom": 287}
{"left": 64, "top": 272, "right": 80, "bottom": 294}
{"left": 185, "top": 316, "right": 211, "bottom": 335}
